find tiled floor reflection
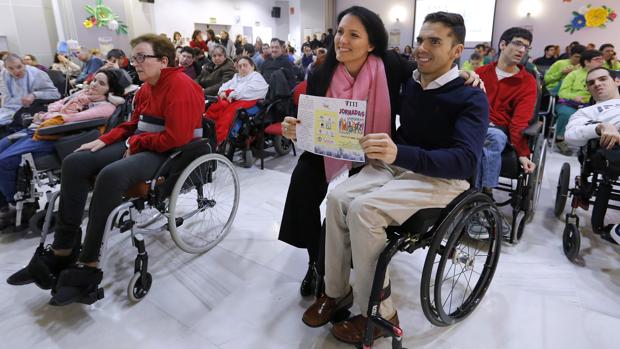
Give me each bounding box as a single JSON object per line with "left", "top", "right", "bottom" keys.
{"left": 1, "top": 151, "right": 619, "bottom": 349}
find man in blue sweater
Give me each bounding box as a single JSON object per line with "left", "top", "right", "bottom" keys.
{"left": 71, "top": 47, "right": 103, "bottom": 85}
{"left": 303, "top": 12, "right": 489, "bottom": 344}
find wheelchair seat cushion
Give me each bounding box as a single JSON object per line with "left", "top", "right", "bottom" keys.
{"left": 264, "top": 122, "right": 282, "bottom": 135}
{"left": 387, "top": 207, "right": 443, "bottom": 237}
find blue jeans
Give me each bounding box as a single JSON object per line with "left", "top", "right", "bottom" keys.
{"left": 0, "top": 130, "right": 55, "bottom": 206}
{"left": 476, "top": 127, "right": 508, "bottom": 189}
{"left": 555, "top": 104, "right": 577, "bottom": 139}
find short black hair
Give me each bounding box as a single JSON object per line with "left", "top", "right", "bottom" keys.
{"left": 599, "top": 43, "right": 615, "bottom": 52}
{"left": 423, "top": 11, "right": 466, "bottom": 45}
{"left": 475, "top": 43, "right": 486, "bottom": 50}
{"left": 570, "top": 44, "right": 586, "bottom": 56}
{"left": 499, "top": 27, "right": 533, "bottom": 49}
{"left": 106, "top": 49, "right": 126, "bottom": 60}
{"left": 544, "top": 45, "right": 555, "bottom": 52}
{"left": 243, "top": 43, "right": 255, "bottom": 56}
{"left": 587, "top": 66, "right": 616, "bottom": 80}
{"left": 470, "top": 52, "right": 481, "bottom": 60}
{"left": 270, "top": 38, "right": 283, "bottom": 46}
{"left": 180, "top": 46, "right": 195, "bottom": 57}
{"left": 580, "top": 49, "right": 602, "bottom": 67}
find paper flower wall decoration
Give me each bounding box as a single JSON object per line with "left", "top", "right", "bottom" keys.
{"left": 565, "top": 4, "right": 616, "bottom": 34}
{"left": 83, "top": 0, "right": 128, "bottom": 35}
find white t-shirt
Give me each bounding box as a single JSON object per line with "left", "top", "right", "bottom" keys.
{"left": 496, "top": 66, "right": 519, "bottom": 80}
{"left": 565, "top": 98, "right": 620, "bottom": 146}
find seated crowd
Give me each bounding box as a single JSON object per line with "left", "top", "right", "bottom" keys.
{"left": 0, "top": 6, "right": 618, "bottom": 347}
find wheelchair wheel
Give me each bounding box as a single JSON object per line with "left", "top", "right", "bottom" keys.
{"left": 168, "top": 153, "right": 240, "bottom": 254}
{"left": 273, "top": 135, "right": 292, "bottom": 156}
{"left": 127, "top": 271, "right": 152, "bottom": 302}
{"left": 562, "top": 223, "right": 580, "bottom": 263}
{"left": 526, "top": 137, "right": 547, "bottom": 222}
{"left": 28, "top": 210, "right": 56, "bottom": 236}
{"left": 420, "top": 192, "right": 502, "bottom": 326}
{"left": 554, "top": 163, "right": 570, "bottom": 218}
{"left": 243, "top": 149, "right": 254, "bottom": 168}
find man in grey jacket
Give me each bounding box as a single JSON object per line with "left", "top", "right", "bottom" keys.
{"left": 0, "top": 53, "right": 60, "bottom": 126}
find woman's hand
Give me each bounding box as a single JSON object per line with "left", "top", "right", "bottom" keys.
{"left": 75, "top": 139, "right": 106, "bottom": 153}
{"left": 459, "top": 70, "right": 486, "bottom": 92}
{"left": 282, "top": 116, "right": 300, "bottom": 141}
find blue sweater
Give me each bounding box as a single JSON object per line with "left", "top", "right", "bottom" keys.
{"left": 393, "top": 77, "right": 489, "bottom": 180}
{"left": 76, "top": 56, "right": 103, "bottom": 84}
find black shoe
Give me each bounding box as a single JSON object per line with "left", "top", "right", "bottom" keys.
{"left": 300, "top": 262, "right": 318, "bottom": 297}
{"left": 6, "top": 245, "right": 79, "bottom": 289}
{"left": 50, "top": 265, "right": 104, "bottom": 306}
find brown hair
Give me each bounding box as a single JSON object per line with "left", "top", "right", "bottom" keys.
{"left": 130, "top": 33, "right": 176, "bottom": 67}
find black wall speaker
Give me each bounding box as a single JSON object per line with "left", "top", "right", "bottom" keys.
{"left": 271, "top": 7, "right": 281, "bottom": 18}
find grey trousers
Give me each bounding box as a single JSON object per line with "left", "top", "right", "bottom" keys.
{"left": 324, "top": 161, "right": 469, "bottom": 317}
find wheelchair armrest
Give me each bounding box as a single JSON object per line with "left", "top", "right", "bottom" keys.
{"left": 150, "top": 139, "right": 213, "bottom": 186}
{"left": 522, "top": 121, "right": 542, "bottom": 138}
{"left": 36, "top": 118, "right": 107, "bottom": 136}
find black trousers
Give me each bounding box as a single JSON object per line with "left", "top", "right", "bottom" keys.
{"left": 52, "top": 142, "right": 167, "bottom": 263}
{"left": 278, "top": 152, "right": 328, "bottom": 264}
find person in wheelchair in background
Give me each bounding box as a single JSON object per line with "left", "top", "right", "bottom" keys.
{"left": 7, "top": 33, "right": 205, "bottom": 306}
{"left": 564, "top": 67, "right": 620, "bottom": 244}
{"left": 0, "top": 69, "right": 129, "bottom": 230}
{"left": 205, "top": 56, "right": 268, "bottom": 144}
{"left": 0, "top": 53, "right": 61, "bottom": 137}
{"left": 302, "top": 12, "right": 489, "bottom": 344}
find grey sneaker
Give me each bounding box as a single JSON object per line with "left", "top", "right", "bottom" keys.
{"left": 555, "top": 141, "right": 573, "bottom": 156}
{"left": 467, "top": 213, "right": 490, "bottom": 240}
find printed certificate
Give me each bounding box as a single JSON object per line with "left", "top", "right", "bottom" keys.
{"left": 296, "top": 94, "right": 367, "bottom": 161}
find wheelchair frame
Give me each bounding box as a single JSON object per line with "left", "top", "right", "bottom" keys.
{"left": 554, "top": 140, "right": 620, "bottom": 262}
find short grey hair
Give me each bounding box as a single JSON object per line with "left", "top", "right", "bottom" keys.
{"left": 210, "top": 44, "right": 226, "bottom": 56}
{"left": 3, "top": 53, "right": 22, "bottom": 64}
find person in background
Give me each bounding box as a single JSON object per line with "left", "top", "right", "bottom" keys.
{"left": 545, "top": 44, "right": 585, "bottom": 94}
{"left": 22, "top": 54, "right": 48, "bottom": 73}
{"left": 310, "top": 34, "right": 321, "bottom": 50}
{"left": 254, "top": 43, "right": 270, "bottom": 71}
{"left": 205, "top": 29, "right": 218, "bottom": 54}
{"left": 172, "top": 31, "right": 185, "bottom": 47}
{"left": 189, "top": 30, "right": 208, "bottom": 52}
{"left": 402, "top": 45, "right": 413, "bottom": 60}
{"left": 178, "top": 46, "right": 197, "bottom": 79}
{"left": 234, "top": 34, "right": 244, "bottom": 53}
{"left": 325, "top": 28, "right": 334, "bottom": 49}
{"left": 103, "top": 49, "right": 140, "bottom": 85}
{"left": 196, "top": 44, "right": 235, "bottom": 96}
{"left": 320, "top": 33, "right": 328, "bottom": 48}
{"left": 559, "top": 41, "right": 580, "bottom": 60}
{"left": 533, "top": 45, "right": 558, "bottom": 68}
{"left": 218, "top": 31, "right": 235, "bottom": 58}
{"left": 462, "top": 52, "right": 483, "bottom": 72}
{"left": 72, "top": 47, "right": 103, "bottom": 85}
{"left": 600, "top": 43, "right": 620, "bottom": 70}
{"left": 287, "top": 46, "right": 296, "bottom": 64}
{"left": 299, "top": 44, "right": 316, "bottom": 71}
{"left": 51, "top": 53, "right": 81, "bottom": 77}
{"left": 586, "top": 43, "right": 597, "bottom": 51}
{"left": 260, "top": 38, "right": 296, "bottom": 88}
{"left": 193, "top": 48, "right": 208, "bottom": 74}
{"left": 254, "top": 36, "right": 263, "bottom": 56}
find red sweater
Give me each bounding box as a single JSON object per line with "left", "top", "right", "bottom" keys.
{"left": 100, "top": 67, "right": 205, "bottom": 154}
{"left": 476, "top": 62, "right": 537, "bottom": 156}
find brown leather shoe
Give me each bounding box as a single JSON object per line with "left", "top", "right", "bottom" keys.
{"left": 302, "top": 288, "right": 353, "bottom": 327}
{"left": 331, "top": 312, "right": 399, "bottom": 345}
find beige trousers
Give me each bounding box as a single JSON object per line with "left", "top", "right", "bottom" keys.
{"left": 324, "top": 161, "right": 469, "bottom": 318}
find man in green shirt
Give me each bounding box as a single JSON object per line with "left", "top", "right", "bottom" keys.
{"left": 554, "top": 50, "right": 604, "bottom": 155}
{"left": 462, "top": 52, "right": 483, "bottom": 72}
{"left": 545, "top": 44, "right": 585, "bottom": 94}
{"left": 600, "top": 43, "right": 620, "bottom": 70}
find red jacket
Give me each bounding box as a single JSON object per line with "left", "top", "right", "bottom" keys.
{"left": 476, "top": 62, "right": 537, "bottom": 156}
{"left": 100, "top": 67, "right": 205, "bottom": 154}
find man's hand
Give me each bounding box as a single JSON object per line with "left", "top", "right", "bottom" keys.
{"left": 459, "top": 70, "right": 486, "bottom": 93}
{"left": 597, "top": 123, "right": 620, "bottom": 149}
{"left": 573, "top": 96, "right": 585, "bottom": 104}
{"left": 360, "top": 133, "right": 397, "bottom": 164}
{"left": 102, "top": 61, "right": 119, "bottom": 70}
{"left": 518, "top": 156, "right": 536, "bottom": 174}
{"left": 281, "top": 116, "right": 300, "bottom": 141}
{"left": 75, "top": 139, "right": 106, "bottom": 153}
{"left": 562, "top": 66, "right": 575, "bottom": 74}
{"left": 21, "top": 94, "right": 35, "bottom": 107}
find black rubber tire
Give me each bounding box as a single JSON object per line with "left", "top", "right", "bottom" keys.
{"left": 420, "top": 193, "right": 502, "bottom": 326}
{"left": 526, "top": 137, "right": 547, "bottom": 222}
{"left": 562, "top": 223, "right": 580, "bottom": 263}
{"left": 243, "top": 149, "right": 253, "bottom": 168}
{"left": 554, "top": 163, "right": 571, "bottom": 218}
{"left": 127, "top": 272, "right": 152, "bottom": 302}
{"left": 273, "top": 135, "right": 292, "bottom": 156}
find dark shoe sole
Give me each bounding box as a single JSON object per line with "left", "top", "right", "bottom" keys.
{"left": 49, "top": 287, "right": 104, "bottom": 306}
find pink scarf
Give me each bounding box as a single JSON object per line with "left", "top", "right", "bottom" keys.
{"left": 324, "top": 54, "right": 391, "bottom": 182}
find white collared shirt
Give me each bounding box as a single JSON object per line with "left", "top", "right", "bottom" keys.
{"left": 412, "top": 65, "right": 460, "bottom": 90}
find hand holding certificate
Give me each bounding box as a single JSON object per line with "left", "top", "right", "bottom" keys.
{"left": 295, "top": 94, "right": 367, "bottom": 161}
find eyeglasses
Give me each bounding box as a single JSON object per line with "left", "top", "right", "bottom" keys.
{"left": 509, "top": 40, "right": 531, "bottom": 51}
{"left": 129, "top": 53, "right": 160, "bottom": 64}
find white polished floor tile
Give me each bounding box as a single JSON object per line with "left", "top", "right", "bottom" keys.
{"left": 1, "top": 150, "right": 620, "bottom": 349}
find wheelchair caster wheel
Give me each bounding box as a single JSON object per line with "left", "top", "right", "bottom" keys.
{"left": 243, "top": 150, "right": 254, "bottom": 168}
{"left": 562, "top": 223, "right": 580, "bottom": 263}
{"left": 127, "top": 272, "right": 152, "bottom": 302}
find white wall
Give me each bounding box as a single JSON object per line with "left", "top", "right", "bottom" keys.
{"left": 152, "top": 0, "right": 287, "bottom": 45}
{"left": 492, "top": 0, "right": 620, "bottom": 58}
{"left": 336, "top": 0, "right": 415, "bottom": 49}
{"left": 0, "top": 0, "right": 58, "bottom": 66}
{"left": 123, "top": 0, "right": 155, "bottom": 38}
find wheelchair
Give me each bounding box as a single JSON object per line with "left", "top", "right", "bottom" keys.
{"left": 360, "top": 189, "right": 503, "bottom": 348}
{"left": 9, "top": 87, "right": 138, "bottom": 233}
{"left": 493, "top": 72, "right": 548, "bottom": 244}
{"left": 554, "top": 139, "right": 620, "bottom": 262}
{"left": 32, "top": 117, "right": 240, "bottom": 303}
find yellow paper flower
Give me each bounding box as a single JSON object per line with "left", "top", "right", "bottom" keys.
{"left": 83, "top": 19, "right": 93, "bottom": 28}
{"left": 585, "top": 7, "right": 608, "bottom": 27}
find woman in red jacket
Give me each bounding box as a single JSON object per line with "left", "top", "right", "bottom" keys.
{"left": 189, "top": 29, "right": 208, "bottom": 52}
{"left": 7, "top": 34, "right": 205, "bottom": 306}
